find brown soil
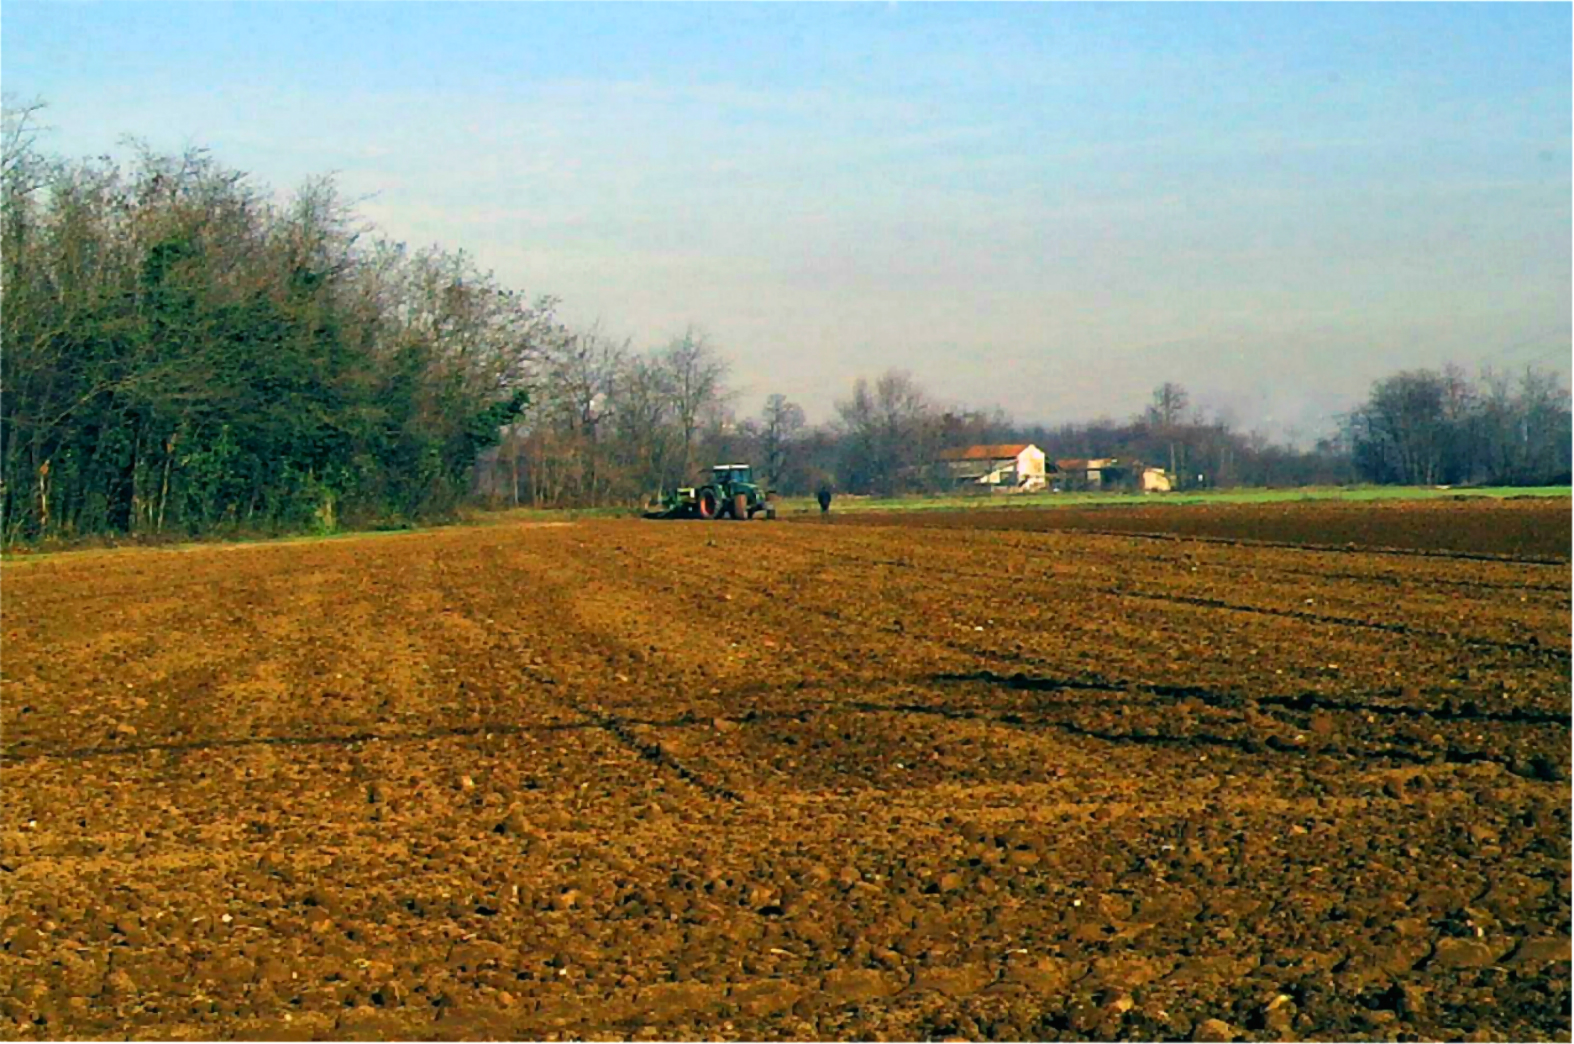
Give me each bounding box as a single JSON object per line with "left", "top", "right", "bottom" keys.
{"left": 822, "top": 495, "right": 1571, "bottom": 560}
{"left": 1, "top": 500, "right": 1569, "bottom": 1041}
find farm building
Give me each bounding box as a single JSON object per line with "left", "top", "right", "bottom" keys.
{"left": 1055, "top": 458, "right": 1172, "bottom": 492}
{"left": 937, "top": 444, "right": 1050, "bottom": 491}
{"left": 1141, "top": 466, "right": 1174, "bottom": 492}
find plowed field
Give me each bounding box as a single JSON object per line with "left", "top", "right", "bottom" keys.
{"left": 821, "top": 494, "right": 1570, "bottom": 560}
{"left": 2, "top": 498, "right": 1570, "bottom": 1041}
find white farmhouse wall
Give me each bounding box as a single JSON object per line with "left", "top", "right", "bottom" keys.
{"left": 1014, "top": 446, "right": 1046, "bottom": 482}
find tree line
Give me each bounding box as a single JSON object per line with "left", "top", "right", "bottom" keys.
{"left": 3, "top": 101, "right": 552, "bottom": 540}
{"left": 5, "top": 102, "right": 1568, "bottom": 541}
{"left": 497, "top": 354, "right": 1568, "bottom": 506}
{"left": 492, "top": 365, "right": 1361, "bottom": 504}
{"left": 1342, "top": 366, "right": 1571, "bottom": 487}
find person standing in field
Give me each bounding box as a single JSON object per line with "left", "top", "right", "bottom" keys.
{"left": 817, "top": 485, "right": 833, "bottom": 515}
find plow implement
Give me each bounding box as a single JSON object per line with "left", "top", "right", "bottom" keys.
{"left": 641, "top": 501, "right": 692, "bottom": 520}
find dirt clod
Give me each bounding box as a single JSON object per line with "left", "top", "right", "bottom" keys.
{"left": 1193, "top": 1017, "right": 1237, "bottom": 1042}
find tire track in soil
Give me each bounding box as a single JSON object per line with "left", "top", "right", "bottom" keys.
{"left": 1, "top": 555, "right": 368, "bottom": 760}
{"left": 824, "top": 525, "right": 1561, "bottom": 683}
{"left": 1121, "top": 589, "right": 1572, "bottom": 662}
{"left": 917, "top": 672, "right": 1567, "bottom": 778}
{"left": 483, "top": 543, "right": 878, "bottom": 801}
{"left": 1, "top": 527, "right": 570, "bottom": 614}
{"left": 1177, "top": 558, "right": 1571, "bottom": 596}
{"left": 1031, "top": 526, "right": 1570, "bottom": 566}
{"left": 0, "top": 718, "right": 610, "bottom": 763}
{"left": 691, "top": 547, "right": 1567, "bottom": 775}
{"left": 799, "top": 521, "right": 1573, "bottom": 655}
{"left": 466, "top": 527, "right": 1116, "bottom": 796}
{"left": 2, "top": 544, "right": 407, "bottom": 608}
{"left": 817, "top": 501, "right": 1570, "bottom": 563}
{"left": 939, "top": 669, "right": 1571, "bottom": 727}
{"left": 805, "top": 513, "right": 1573, "bottom": 579}
{"left": 419, "top": 535, "right": 749, "bottom": 805}
{"left": 840, "top": 520, "right": 1564, "bottom": 613}
{"left": 849, "top": 697, "right": 1444, "bottom": 768}
{"left": 514, "top": 525, "right": 1562, "bottom": 782}
{"left": 795, "top": 535, "right": 1569, "bottom": 660}
{"left": 593, "top": 714, "right": 744, "bottom": 803}
{"left": 913, "top": 637, "right": 1568, "bottom": 774}
{"left": 2, "top": 531, "right": 753, "bottom": 795}
{"left": 774, "top": 554, "right": 1536, "bottom": 711}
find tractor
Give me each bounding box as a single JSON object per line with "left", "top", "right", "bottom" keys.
{"left": 643, "top": 464, "right": 776, "bottom": 520}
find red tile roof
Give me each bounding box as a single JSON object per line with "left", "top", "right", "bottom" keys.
{"left": 937, "top": 444, "right": 1032, "bottom": 462}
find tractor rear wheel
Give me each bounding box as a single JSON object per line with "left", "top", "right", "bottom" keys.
{"left": 697, "top": 489, "right": 720, "bottom": 520}
{"left": 733, "top": 493, "right": 749, "bottom": 520}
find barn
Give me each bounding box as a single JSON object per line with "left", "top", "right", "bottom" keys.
{"left": 936, "top": 444, "right": 1050, "bottom": 491}
{"left": 1055, "top": 458, "right": 1173, "bottom": 492}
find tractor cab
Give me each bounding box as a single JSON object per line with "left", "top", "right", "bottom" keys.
{"left": 712, "top": 464, "right": 753, "bottom": 486}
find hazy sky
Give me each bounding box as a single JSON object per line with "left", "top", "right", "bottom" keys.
{"left": 5, "top": 2, "right": 1570, "bottom": 440}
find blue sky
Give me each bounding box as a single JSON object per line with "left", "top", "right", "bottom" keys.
{"left": 4, "top": 2, "right": 1569, "bottom": 438}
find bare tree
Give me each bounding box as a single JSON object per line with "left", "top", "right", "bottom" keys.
{"left": 760, "top": 393, "right": 806, "bottom": 489}
{"left": 660, "top": 327, "right": 728, "bottom": 480}
{"left": 526, "top": 323, "right": 625, "bottom": 502}
{"left": 1345, "top": 364, "right": 1570, "bottom": 487}
{"left": 835, "top": 370, "right": 934, "bottom": 494}
{"left": 1145, "top": 381, "right": 1190, "bottom": 487}
{"left": 1347, "top": 369, "right": 1460, "bottom": 485}
{"left": 610, "top": 354, "right": 679, "bottom": 497}
{"left": 1516, "top": 366, "right": 1573, "bottom": 483}
{"left": 1479, "top": 365, "right": 1567, "bottom": 484}
{"left": 1, "top": 94, "right": 49, "bottom": 188}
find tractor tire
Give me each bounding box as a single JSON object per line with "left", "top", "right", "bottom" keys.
{"left": 697, "top": 489, "right": 720, "bottom": 520}
{"left": 733, "top": 493, "right": 749, "bottom": 520}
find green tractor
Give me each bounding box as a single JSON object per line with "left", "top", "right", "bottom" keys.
{"left": 643, "top": 464, "right": 776, "bottom": 520}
